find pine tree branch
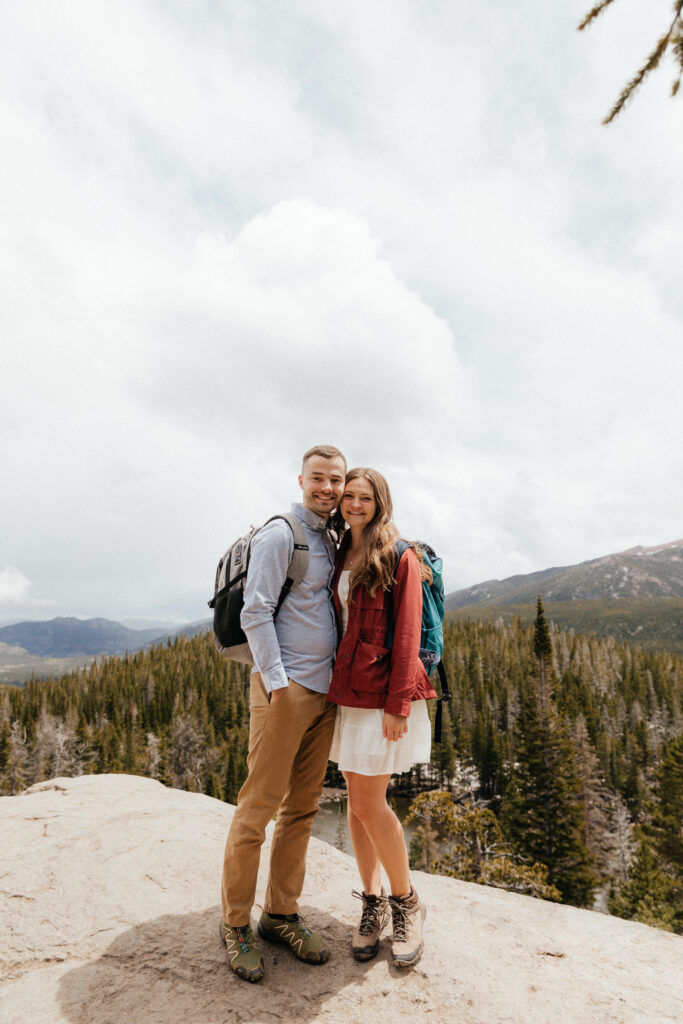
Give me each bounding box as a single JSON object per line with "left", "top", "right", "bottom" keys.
{"left": 578, "top": 0, "right": 619, "bottom": 33}
{"left": 603, "top": 33, "right": 670, "bottom": 124}
{"left": 580, "top": 0, "right": 683, "bottom": 123}
{"left": 672, "top": 29, "right": 683, "bottom": 95}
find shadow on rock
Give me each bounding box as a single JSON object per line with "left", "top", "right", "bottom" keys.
{"left": 57, "top": 904, "right": 383, "bottom": 1024}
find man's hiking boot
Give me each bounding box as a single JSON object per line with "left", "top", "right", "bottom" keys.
{"left": 258, "top": 911, "right": 330, "bottom": 964}
{"left": 351, "top": 889, "right": 389, "bottom": 961}
{"left": 388, "top": 887, "right": 426, "bottom": 968}
{"left": 219, "top": 920, "right": 265, "bottom": 983}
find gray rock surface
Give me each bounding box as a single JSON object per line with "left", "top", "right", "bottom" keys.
{"left": 1, "top": 774, "right": 681, "bottom": 1024}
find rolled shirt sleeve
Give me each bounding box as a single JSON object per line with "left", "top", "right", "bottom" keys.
{"left": 240, "top": 519, "right": 294, "bottom": 693}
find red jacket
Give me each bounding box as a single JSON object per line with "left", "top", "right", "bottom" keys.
{"left": 328, "top": 545, "right": 437, "bottom": 717}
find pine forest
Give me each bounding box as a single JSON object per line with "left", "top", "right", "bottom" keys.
{"left": 1, "top": 607, "right": 681, "bottom": 934}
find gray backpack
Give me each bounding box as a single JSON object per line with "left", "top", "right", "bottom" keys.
{"left": 208, "top": 514, "right": 309, "bottom": 663}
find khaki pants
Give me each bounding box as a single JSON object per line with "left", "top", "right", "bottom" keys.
{"left": 221, "top": 673, "right": 337, "bottom": 926}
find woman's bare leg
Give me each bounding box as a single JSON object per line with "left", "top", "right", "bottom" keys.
{"left": 344, "top": 772, "right": 382, "bottom": 893}
{"left": 343, "top": 771, "right": 411, "bottom": 897}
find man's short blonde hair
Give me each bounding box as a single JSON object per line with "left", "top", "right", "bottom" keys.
{"left": 301, "top": 445, "right": 346, "bottom": 473}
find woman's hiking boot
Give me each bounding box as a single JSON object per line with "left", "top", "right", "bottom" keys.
{"left": 388, "top": 887, "right": 426, "bottom": 968}
{"left": 351, "top": 888, "right": 389, "bottom": 961}
{"left": 258, "top": 911, "right": 330, "bottom": 964}
{"left": 219, "top": 920, "right": 265, "bottom": 983}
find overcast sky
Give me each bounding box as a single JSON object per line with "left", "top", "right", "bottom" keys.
{"left": 1, "top": 0, "right": 682, "bottom": 625}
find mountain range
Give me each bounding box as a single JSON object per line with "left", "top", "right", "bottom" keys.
{"left": 0, "top": 617, "right": 212, "bottom": 683}
{"left": 1, "top": 538, "right": 681, "bottom": 682}
{"left": 446, "top": 538, "right": 683, "bottom": 653}
{"left": 0, "top": 617, "right": 168, "bottom": 657}
{"left": 446, "top": 539, "right": 683, "bottom": 608}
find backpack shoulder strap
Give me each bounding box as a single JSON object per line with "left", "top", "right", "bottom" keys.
{"left": 278, "top": 513, "right": 309, "bottom": 588}
{"left": 262, "top": 513, "right": 310, "bottom": 617}
{"left": 433, "top": 661, "right": 452, "bottom": 744}
{"left": 394, "top": 538, "right": 410, "bottom": 563}
{"left": 385, "top": 540, "right": 412, "bottom": 645}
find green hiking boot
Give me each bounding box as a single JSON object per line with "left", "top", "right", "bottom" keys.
{"left": 258, "top": 911, "right": 330, "bottom": 964}
{"left": 219, "top": 920, "right": 265, "bottom": 983}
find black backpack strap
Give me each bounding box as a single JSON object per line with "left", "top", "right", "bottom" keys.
{"left": 436, "top": 660, "right": 451, "bottom": 701}
{"left": 433, "top": 661, "right": 451, "bottom": 744}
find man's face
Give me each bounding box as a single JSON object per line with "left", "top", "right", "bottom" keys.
{"left": 298, "top": 455, "right": 346, "bottom": 518}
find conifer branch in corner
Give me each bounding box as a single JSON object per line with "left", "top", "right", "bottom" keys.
{"left": 579, "top": 0, "right": 683, "bottom": 122}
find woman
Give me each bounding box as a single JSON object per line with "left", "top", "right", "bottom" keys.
{"left": 327, "top": 467, "right": 436, "bottom": 968}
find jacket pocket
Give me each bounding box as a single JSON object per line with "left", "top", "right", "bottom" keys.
{"left": 351, "top": 639, "right": 391, "bottom": 694}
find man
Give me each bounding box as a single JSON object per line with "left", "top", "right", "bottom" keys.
{"left": 220, "top": 444, "right": 347, "bottom": 983}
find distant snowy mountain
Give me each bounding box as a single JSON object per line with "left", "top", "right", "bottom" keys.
{"left": 446, "top": 539, "right": 683, "bottom": 609}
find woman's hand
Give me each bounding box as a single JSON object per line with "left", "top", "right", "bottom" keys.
{"left": 383, "top": 711, "right": 408, "bottom": 742}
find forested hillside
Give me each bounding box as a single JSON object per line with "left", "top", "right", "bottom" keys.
{"left": 449, "top": 598, "right": 683, "bottom": 654}
{"left": 1, "top": 617, "right": 681, "bottom": 930}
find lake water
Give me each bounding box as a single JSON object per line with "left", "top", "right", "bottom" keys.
{"left": 311, "top": 796, "right": 417, "bottom": 854}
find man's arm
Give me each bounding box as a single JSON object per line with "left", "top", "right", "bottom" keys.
{"left": 240, "top": 518, "right": 294, "bottom": 694}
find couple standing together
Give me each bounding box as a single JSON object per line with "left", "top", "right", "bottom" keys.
{"left": 220, "top": 444, "right": 437, "bottom": 983}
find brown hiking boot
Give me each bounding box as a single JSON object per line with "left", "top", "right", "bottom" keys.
{"left": 351, "top": 889, "right": 389, "bottom": 961}
{"left": 388, "top": 887, "right": 426, "bottom": 968}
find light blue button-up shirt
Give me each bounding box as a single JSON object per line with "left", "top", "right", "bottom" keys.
{"left": 240, "top": 503, "right": 338, "bottom": 694}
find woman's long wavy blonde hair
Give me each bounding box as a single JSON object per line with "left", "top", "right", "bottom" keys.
{"left": 334, "top": 467, "right": 432, "bottom": 598}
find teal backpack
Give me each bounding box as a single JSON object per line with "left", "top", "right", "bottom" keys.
{"left": 387, "top": 540, "right": 451, "bottom": 742}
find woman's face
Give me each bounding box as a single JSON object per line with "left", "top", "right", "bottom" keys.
{"left": 341, "top": 476, "right": 377, "bottom": 530}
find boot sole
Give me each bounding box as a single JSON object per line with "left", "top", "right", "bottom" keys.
{"left": 392, "top": 943, "right": 424, "bottom": 968}
{"left": 352, "top": 939, "right": 380, "bottom": 961}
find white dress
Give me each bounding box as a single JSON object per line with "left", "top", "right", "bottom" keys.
{"left": 328, "top": 570, "right": 432, "bottom": 776}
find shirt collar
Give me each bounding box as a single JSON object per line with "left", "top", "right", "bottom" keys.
{"left": 291, "top": 502, "right": 329, "bottom": 532}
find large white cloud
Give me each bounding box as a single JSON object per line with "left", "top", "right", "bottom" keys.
{"left": 1, "top": 0, "right": 681, "bottom": 621}
{"left": 136, "top": 199, "right": 465, "bottom": 449}
{"left": 0, "top": 569, "right": 31, "bottom": 605}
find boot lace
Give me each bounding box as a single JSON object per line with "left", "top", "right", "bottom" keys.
{"left": 352, "top": 890, "right": 384, "bottom": 936}
{"left": 234, "top": 925, "right": 254, "bottom": 951}
{"left": 388, "top": 896, "right": 408, "bottom": 942}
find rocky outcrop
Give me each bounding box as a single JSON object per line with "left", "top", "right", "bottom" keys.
{"left": 1, "top": 774, "right": 680, "bottom": 1024}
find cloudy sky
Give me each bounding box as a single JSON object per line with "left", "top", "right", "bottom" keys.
{"left": 1, "top": 0, "right": 682, "bottom": 625}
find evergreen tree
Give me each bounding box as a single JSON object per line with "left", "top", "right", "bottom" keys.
{"left": 0, "top": 719, "right": 11, "bottom": 777}
{"left": 501, "top": 599, "right": 596, "bottom": 906}
{"left": 6, "top": 721, "right": 28, "bottom": 795}
{"left": 642, "top": 735, "right": 683, "bottom": 932}
{"left": 406, "top": 791, "right": 560, "bottom": 901}
{"left": 646, "top": 735, "right": 683, "bottom": 873}
{"left": 205, "top": 771, "right": 224, "bottom": 801}
{"left": 608, "top": 834, "right": 676, "bottom": 932}
{"left": 572, "top": 715, "right": 617, "bottom": 880}
{"left": 430, "top": 700, "right": 456, "bottom": 786}
{"left": 534, "top": 595, "right": 552, "bottom": 673}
